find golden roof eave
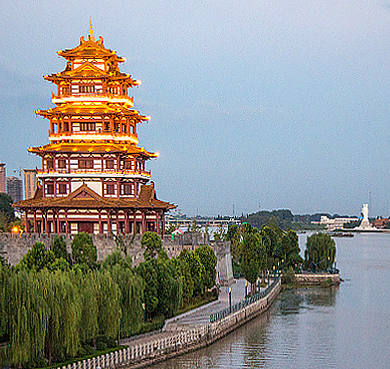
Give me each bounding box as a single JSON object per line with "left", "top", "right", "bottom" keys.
{"left": 14, "top": 183, "right": 175, "bottom": 210}
{"left": 28, "top": 142, "right": 158, "bottom": 157}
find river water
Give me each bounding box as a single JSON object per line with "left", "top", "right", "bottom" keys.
{"left": 150, "top": 232, "right": 390, "bottom": 368}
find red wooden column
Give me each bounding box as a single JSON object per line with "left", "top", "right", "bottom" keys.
{"left": 44, "top": 211, "right": 49, "bottom": 233}
{"left": 141, "top": 211, "right": 146, "bottom": 234}
{"left": 33, "top": 210, "right": 37, "bottom": 234}
{"left": 107, "top": 210, "right": 112, "bottom": 233}
{"left": 156, "top": 211, "right": 160, "bottom": 235}
{"left": 161, "top": 212, "right": 165, "bottom": 237}
{"left": 116, "top": 211, "right": 120, "bottom": 234}
{"left": 24, "top": 211, "right": 30, "bottom": 233}
{"left": 56, "top": 210, "right": 60, "bottom": 234}
{"left": 98, "top": 210, "right": 103, "bottom": 234}
{"left": 133, "top": 211, "right": 137, "bottom": 234}
{"left": 124, "top": 211, "right": 130, "bottom": 234}
{"left": 65, "top": 210, "right": 69, "bottom": 235}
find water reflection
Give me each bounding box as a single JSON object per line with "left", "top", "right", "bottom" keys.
{"left": 151, "top": 233, "right": 390, "bottom": 368}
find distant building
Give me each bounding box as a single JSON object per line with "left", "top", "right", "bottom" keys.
{"left": 6, "top": 176, "right": 22, "bottom": 203}
{"left": 373, "top": 217, "right": 390, "bottom": 229}
{"left": 0, "top": 163, "right": 5, "bottom": 193}
{"left": 312, "top": 215, "right": 359, "bottom": 231}
{"left": 24, "top": 169, "right": 37, "bottom": 200}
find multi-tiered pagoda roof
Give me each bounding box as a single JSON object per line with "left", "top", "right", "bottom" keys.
{"left": 15, "top": 25, "right": 174, "bottom": 235}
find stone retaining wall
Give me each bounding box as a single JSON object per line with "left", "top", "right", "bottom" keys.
{"left": 294, "top": 273, "right": 340, "bottom": 285}
{"left": 54, "top": 277, "right": 281, "bottom": 369}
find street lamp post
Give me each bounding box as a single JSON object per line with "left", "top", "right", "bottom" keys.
{"left": 229, "top": 287, "right": 232, "bottom": 310}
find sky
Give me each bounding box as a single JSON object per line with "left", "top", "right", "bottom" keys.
{"left": 1, "top": 0, "right": 390, "bottom": 217}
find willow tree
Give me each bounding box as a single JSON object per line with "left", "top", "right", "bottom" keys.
{"left": 71, "top": 269, "right": 99, "bottom": 345}
{"left": 96, "top": 270, "right": 121, "bottom": 340}
{"left": 110, "top": 264, "right": 144, "bottom": 337}
{"left": 40, "top": 270, "right": 80, "bottom": 364}
{"left": 0, "top": 263, "right": 9, "bottom": 340}
{"left": 8, "top": 270, "right": 49, "bottom": 367}
{"left": 305, "top": 232, "right": 336, "bottom": 270}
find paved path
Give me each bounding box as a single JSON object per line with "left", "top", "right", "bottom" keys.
{"left": 120, "top": 280, "right": 245, "bottom": 346}
{"left": 120, "top": 278, "right": 275, "bottom": 345}
{"left": 163, "top": 279, "right": 247, "bottom": 331}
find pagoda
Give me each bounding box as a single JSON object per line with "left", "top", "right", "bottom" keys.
{"left": 15, "top": 25, "right": 175, "bottom": 235}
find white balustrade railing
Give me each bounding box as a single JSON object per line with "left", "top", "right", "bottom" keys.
{"left": 56, "top": 278, "right": 281, "bottom": 369}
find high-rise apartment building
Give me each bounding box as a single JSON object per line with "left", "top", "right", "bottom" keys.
{"left": 24, "top": 169, "right": 37, "bottom": 200}
{"left": 7, "top": 176, "right": 22, "bottom": 203}
{"left": 0, "top": 163, "right": 5, "bottom": 193}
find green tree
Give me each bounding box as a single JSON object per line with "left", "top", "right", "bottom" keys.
{"left": 179, "top": 249, "right": 205, "bottom": 295}
{"left": 106, "top": 251, "right": 144, "bottom": 337}
{"left": 141, "top": 231, "right": 162, "bottom": 260}
{"left": 171, "top": 257, "right": 194, "bottom": 303}
{"left": 0, "top": 193, "right": 15, "bottom": 223}
{"left": 280, "top": 229, "right": 303, "bottom": 269}
{"left": 239, "top": 232, "right": 266, "bottom": 294}
{"left": 51, "top": 235, "right": 69, "bottom": 262}
{"left": 136, "top": 260, "right": 159, "bottom": 318}
{"left": 305, "top": 232, "right": 336, "bottom": 270}
{"left": 19, "top": 241, "right": 55, "bottom": 271}
{"left": 71, "top": 269, "right": 99, "bottom": 345}
{"left": 0, "top": 262, "right": 10, "bottom": 341}
{"left": 71, "top": 232, "right": 97, "bottom": 268}
{"left": 155, "top": 256, "right": 182, "bottom": 318}
{"left": 226, "top": 224, "right": 241, "bottom": 262}
{"left": 195, "top": 245, "right": 217, "bottom": 290}
{"left": 260, "top": 225, "right": 279, "bottom": 269}
{"left": 96, "top": 269, "right": 121, "bottom": 339}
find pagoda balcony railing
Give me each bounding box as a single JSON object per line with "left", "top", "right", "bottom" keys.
{"left": 52, "top": 92, "right": 134, "bottom": 104}
{"left": 37, "top": 169, "right": 151, "bottom": 177}
{"left": 49, "top": 131, "right": 138, "bottom": 141}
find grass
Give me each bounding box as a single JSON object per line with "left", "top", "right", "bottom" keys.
{"left": 174, "top": 291, "right": 218, "bottom": 316}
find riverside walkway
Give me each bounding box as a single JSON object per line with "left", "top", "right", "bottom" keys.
{"left": 60, "top": 277, "right": 281, "bottom": 369}
{"left": 120, "top": 279, "right": 248, "bottom": 347}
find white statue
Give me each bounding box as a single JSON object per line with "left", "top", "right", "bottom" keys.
{"left": 355, "top": 203, "right": 376, "bottom": 230}
{"left": 362, "top": 204, "right": 369, "bottom": 222}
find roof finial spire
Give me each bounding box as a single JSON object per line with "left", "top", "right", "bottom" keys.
{"left": 88, "top": 17, "right": 95, "bottom": 41}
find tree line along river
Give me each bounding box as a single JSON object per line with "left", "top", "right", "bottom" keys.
{"left": 150, "top": 232, "right": 390, "bottom": 369}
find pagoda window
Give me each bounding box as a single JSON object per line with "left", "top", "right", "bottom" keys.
{"left": 106, "top": 159, "right": 115, "bottom": 169}
{"left": 58, "top": 183, "right": 67, "bottom": 195}
{"left": 62, "top": 87, "right": 70, "bottom": 95}
{"left": 103, "top": 122, "right": 110, "bottom": 132}
{"left": 47, "top": 184, "right": 54, "bottom": 195}
{"left": 109, "top": 87, "right": 118, "bottom": 94}
{"left": 78, "top": 159, "right": 94, "bottom": 169}
{"left": 80, "top": 122, "right": 96, "bottom": 131}
{"left": 79, "top": 85, "right": 96, "bottom": 93}
{"left": 58, "top": 159, "right": 67, "bottom": 169}
{"left": 123, "top": 184, "right": 133, "bottom": 195}
{"left": 47, "top": 159, "right": 54, "bottom": 170}
{"left": 122, "top": 160, "right": 132, "bottom": 170}
{"left": 107, "top": 184, "right": 115, "bottom": 195}
{"left": 114, "top": 123, "right": 120, "bottom": 132}
{"left": 64, "top": 122, "right": 69, "bottom": 131}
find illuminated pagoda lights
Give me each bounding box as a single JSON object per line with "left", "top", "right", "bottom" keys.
{"left": 15, "top": 24, "right": 175, "bottom": 235}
